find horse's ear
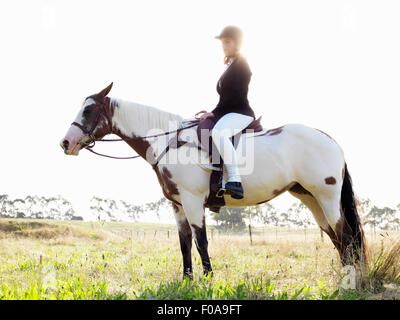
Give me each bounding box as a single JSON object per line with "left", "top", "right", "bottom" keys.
{"left": 98, "top": 82, "right": 113, "bottom": 98}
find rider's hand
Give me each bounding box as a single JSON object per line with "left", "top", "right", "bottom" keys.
{"left": 199, "top": 112, "right": 214, "bottom": 120}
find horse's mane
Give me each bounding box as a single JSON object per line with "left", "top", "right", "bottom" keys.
{"left": 112, "top": 98, "right": 184, "bottom": 137}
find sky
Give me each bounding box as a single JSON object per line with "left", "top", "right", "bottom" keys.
{"left": 0, "top": 0, "right": 399, "bottom": 220}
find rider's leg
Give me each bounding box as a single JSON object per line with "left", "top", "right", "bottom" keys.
{"left": 211, "top": 113, "right": 254, "bottom": 198}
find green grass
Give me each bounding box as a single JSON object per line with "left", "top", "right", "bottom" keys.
{"left": 0, "top": 219, "right": 398, "bottom": 300}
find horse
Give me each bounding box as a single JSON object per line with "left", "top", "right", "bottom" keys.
{"left": 60, "top": 83, "right": 367, "bottom": 278}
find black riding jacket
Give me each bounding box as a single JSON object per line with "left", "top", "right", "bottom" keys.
{"left": 211, "top": 55, "right": 255, "bottom": 120}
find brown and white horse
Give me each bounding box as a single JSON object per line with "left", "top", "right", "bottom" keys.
{"left": 60, "top": 83, "right": 366, "bottom": 278}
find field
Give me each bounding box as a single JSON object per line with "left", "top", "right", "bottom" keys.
{"left": 0, "top": 219, "right": 399, "bottom": 300}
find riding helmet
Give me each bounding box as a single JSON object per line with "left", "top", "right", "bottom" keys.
{"left": 214, "top": 25, "right": 244, "bottom": 45}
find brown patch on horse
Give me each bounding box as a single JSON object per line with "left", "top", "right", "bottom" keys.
{"left": 122, "top": 135, "right": 153, "bottom": 160}
{"left": 161, "top": 167, "right": 179, "bottom": 196}
{"left": 172, "top": 203, "right": 180, "bottom": 213}
{"left": 325, "top": 176, "right": 337, "bottom": 185}
{"left": 342, "top": 167, "right": 345, "bottom": 180}
{"left": 177, "top": 212, "right": 193, "bottom": 278}
{"left": 289, "top": 183, "right": 312, "bottom": 196}
{"left": 321, "top": 225, "right": 342, "bottom": 253}
{"left": 95, "top": 97, "right": 116, "bottom": 137}
{"left": 256, "top": 182, "right": 296, "bottom": 204}
{"left": 191, "top": 216, "right": 212, "bottom": 275}
{"left": 78, "top": 96, "right": 115, "bottom": 139}
{"left": 153, "top": 166, "right": 180, "bottom": 204}
{"left": 334, "top": 209, "right": 355, "bottom": 265}
{"left": 266, "top": 126, "right": 284, "bottom": 136}
{"left": 273, "top": 182, "right": 297, "bottom": 196}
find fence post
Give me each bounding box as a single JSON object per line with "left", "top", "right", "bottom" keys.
{"left": 248, "top": 224, "right": 253, "bottom": 245}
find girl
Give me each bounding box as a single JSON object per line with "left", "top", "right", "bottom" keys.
{"left": 199, "top": 25, "right": 255, "bottom": 199}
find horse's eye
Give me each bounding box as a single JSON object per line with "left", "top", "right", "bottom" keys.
{"left": 83, "top": 109, "right": 91, "bottom": 117}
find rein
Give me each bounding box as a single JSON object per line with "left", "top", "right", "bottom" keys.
{"left": 71, "top": 98, "right": 199, "bottom": 162}
{"left": 81, "top": 122, "right": 199, "bottom": 161}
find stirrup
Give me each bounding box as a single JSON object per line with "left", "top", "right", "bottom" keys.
{"left": 211, "top": 183, "right": 225, "bottom": 198}
{"left": 216, "top": 188, "right": 225, "bottom": 198}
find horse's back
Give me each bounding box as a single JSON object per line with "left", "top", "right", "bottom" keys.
{"left": 263, "top": 123, "right": 345, "bottom": 190}
{"left": 257, "top": 123, "right": 343, "bottom": 156}
{"left": 251, "top": 123, "right": 345, "bottom": 186}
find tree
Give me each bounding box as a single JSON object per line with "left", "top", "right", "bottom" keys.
{"left": 287, "top": 202, "right": 315, "bottom": 229}
{"left": 52, "top": 196, "right": 78, "bottom": 220}
{"left": 119, "top": 200, "right": 143, "bottom": 222}
{"left": 257, "top": 203, "right": 278, "bottom": 227}
{"left": 145, "top": 198, "right": 169, "bottom": 221}
{"left": 90, "top": 197, "right": 118, "bottom": 221}
{"left": 365, "top": 206, "right": 398, "bottom": 233}
{"left": 242, "top": 205, "right": 263, "bottom": 227}
{"left": 0, "top": 195, "right": 15, "bottom": 218}
{"left": 357, "top": 197, "right": 372, "bottom": 225}
{"left": 210, "top": 207, "right": 246, "bottom": 232}
{"left": 12, "top": 198, "right": 25, "bottom": 219}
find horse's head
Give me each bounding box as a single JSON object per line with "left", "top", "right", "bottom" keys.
{"left": 60, "top": 83, "right": 114, "bottom": 155}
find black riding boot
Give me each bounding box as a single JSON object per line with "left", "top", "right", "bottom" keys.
{"left": 224, "top": 181, "right": 244, "bottom": 199}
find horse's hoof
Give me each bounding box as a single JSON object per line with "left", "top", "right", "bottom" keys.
{"left": 183, "top": 273, "right": 193, "bottom": 281}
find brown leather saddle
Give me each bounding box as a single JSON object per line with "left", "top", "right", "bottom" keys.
{"left": 195, "top": 116, "right": 264, "bottom": 213}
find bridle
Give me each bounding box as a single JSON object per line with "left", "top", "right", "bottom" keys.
{"left": 71, "top": 97, "right": 114, "bottom": 146}
{"left": 70, "top": 97, "right": 200, "bottom": 161}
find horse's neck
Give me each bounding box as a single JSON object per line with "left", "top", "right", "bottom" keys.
{"left": 111, "top": 98, "right": 183, "bottom": 138}
{"left": 110, "top": 98, "right": 183, "bottom": 160}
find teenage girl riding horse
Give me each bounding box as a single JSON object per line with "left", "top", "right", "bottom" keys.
{"left": 198, "top": 25, "right": 255, "bottom": 200}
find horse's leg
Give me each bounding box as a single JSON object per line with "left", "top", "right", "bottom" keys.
{"left": 172, "top": 203, "right": 193, "bottom": 279}
{"left": 180, "top": 189, "right": 212, "bottom": 276}
{"left": 315, "top": 193, "right": 354, "bottom": 265}
{"left": 289, "top": 184, "right": 341, "bottom": 251}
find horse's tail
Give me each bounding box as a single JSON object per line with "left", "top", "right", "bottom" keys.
{"left": 341, "top": 163, "right": 367, "bottom": 263}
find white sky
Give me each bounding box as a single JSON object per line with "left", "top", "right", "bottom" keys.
{"left": 0, "top": 0, "right": 399, "bottom": 220}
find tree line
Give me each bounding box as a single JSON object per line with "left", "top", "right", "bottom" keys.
{"left": 210, "top": 198, "right": 400, "bottom": 232}
{"left": 0, "top": 194, "right": 399, "bottom": 232}
{"left": 0, "top": 194, "right": 170, "bottom": 222}
{"left": 0, "top": 194, "right": 79, "bottom": 220}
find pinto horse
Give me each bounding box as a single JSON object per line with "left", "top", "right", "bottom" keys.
{"left": 60, "top": 83, "right": 366, "bottom": 278}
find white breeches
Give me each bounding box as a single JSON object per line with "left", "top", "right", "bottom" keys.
{"left": 211, "top": 112, "right": 254, "bottom": 182}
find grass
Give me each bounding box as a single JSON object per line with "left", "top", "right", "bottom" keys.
{"left": 0, "top": 219, "right": 399, "bottom": 300}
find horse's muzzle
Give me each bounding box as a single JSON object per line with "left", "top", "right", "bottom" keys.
{"left": 62, "top": 140, "right": 69, "bottom": 152}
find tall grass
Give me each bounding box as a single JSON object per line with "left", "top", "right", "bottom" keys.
{"left": 363, "top": 239, "right": 400, "bottom": 292}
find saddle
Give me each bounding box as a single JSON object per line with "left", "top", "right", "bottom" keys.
{"left": 195, "top": 116, "right": 264, "bottom": 213}
{"left": 196, "top": 116, "right": 263, "bottom": 155}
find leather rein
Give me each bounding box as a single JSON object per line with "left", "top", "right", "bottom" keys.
{"left": 71, "top": 98, "right": 201, "bottom": 163}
